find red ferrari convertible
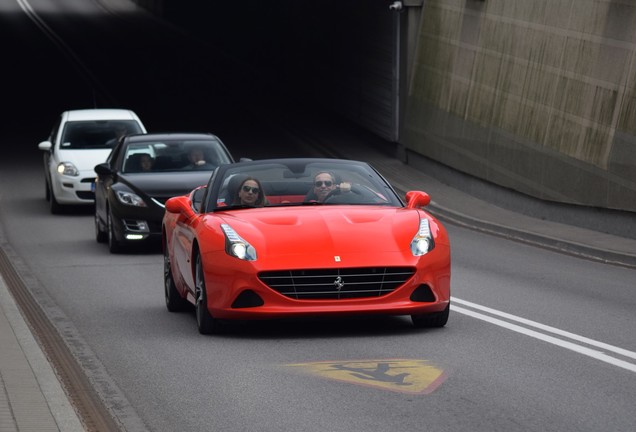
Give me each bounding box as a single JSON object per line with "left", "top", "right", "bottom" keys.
{"left": 163, "top": 158, "right": 451, "bottom": 334}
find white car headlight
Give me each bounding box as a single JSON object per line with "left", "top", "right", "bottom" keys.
{"left": 116, "top": 190, "right": 147, "bottom": 207}
{"left": 221, "top": 223, "right": 257, "bottom": 261}
{"left": 410, "top": 218, "right": 435, "bottom": 256}
{"left": 56, "top": 162, "right": 79, "bottom": 176}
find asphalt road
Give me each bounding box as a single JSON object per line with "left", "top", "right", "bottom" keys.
{"left": 1, "top": 1, "right": 635, "bottom": 431}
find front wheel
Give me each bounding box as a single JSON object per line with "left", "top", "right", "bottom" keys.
{"left": 164, "top": 246, "right": 188, "bottom": 312}
{"left": 95, "top": 210, "right": 107, "bottom": 243}
{"left": 411, "top": 304, "right": 450, "bottom": 328}
{"left": 48, "top": 180, "right": 62, "bottom": 214}
{"left": 194, "top": 251, "right": 221, "bottom": 334}
{"left": 107, "top": 210, "right": 123, "bottom": 253}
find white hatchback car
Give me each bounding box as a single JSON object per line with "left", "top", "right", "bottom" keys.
{"left": 38, "top": 109, "right": 147, "bottom": 213}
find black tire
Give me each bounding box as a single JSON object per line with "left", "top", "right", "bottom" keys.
{"left": 164, "top": 246, "right": 188, "bottom": 312}
{"left": 107, "top": 210, "right": 123, "bottom": 253}
{"left": 411, "top": 304, "right": 450, "bottom": 328}
{"left": 194, "top": 251, "right": 221, "bottom": 334}
{"left": 48, "top": 181, "right": 62, "bottom": 214}
{"left": 95, "top": 211, "right": 107, "bottom": 243}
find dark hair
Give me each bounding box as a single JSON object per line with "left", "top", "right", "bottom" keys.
{"left": 313, "top": 171, "right": 337, "bottom": 183}
{"left": 233, "top": 177, "right": 266, "bottom": 207}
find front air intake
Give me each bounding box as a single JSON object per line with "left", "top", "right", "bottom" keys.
{"left": 259, "top": 267, "right": 415, "bottom": 300}
{"left": 231, "top": 290, "right": 264, "bottom": 308}
{"left": 410, "top": 284, "right": 436, "bottom": 302}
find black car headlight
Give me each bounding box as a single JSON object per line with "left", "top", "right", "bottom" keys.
{"left": 410, "top": 218, "right": 435, "bottom": 256}
{"left": 221, "top": 224, "right": 257, "bottom": 261}
{"left": 115, "top": 190, "right": 147, "bottom": 207}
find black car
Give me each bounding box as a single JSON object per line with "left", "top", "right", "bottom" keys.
{"left": 94, "top": 132, "right": 235, "bottom": 253}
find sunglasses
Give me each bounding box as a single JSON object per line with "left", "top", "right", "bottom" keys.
{"left": 242, "top": 185, "right": 260, "bottom": 194}
{"left": 314, "top": 180, "right": 333, "bottom": 187}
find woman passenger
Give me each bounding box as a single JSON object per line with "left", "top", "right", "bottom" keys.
{"left": 233, "top": 177, "right": 266, "bottom": 207}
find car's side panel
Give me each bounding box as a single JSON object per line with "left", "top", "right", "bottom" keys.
{"left": 94, "top": 171, "right": 109, "bottom": 232}
{"left": 171, "top": 215, "right": 199, "bottom": 298}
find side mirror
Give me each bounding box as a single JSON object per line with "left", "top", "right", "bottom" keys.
{"left": 191, "top": 186, "right": 207, "bottom": 212}
{"left": 38, "top": 141, "right": 52, "bottom": 151}
{"left": 165, "top": 196, "right": 196, "bottom": 220}
{"left": 405, "top": 191, "right": 431, "bottom": 209}
{"left": 94, "top": 163, "right": 113, "bottom": 176}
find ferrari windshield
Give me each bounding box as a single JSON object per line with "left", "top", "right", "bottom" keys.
{"left": 206, "top": 159, "right": 403, "bottom": 211}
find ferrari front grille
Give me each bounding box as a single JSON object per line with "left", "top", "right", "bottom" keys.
{"left": 258, "top": 267, "right": 415, "bottom": 300}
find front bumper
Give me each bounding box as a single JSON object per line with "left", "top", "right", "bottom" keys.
{"left": 51, "top": 174, "right": 96, "bottom": 204}
{"left": 110, "top": 202, "right": 165, "bottom": 244}
{"left": 201, "top": 247, "right": 451, "bottom": 320}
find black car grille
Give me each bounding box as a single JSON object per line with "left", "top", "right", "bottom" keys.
{"left": 258, "top": 267, "right": 415, "bottom": 300}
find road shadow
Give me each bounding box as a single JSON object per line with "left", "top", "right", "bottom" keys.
{"left": 176, "top": 312, "right": 442, "bottom": 339}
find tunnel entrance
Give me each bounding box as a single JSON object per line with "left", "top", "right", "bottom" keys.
{"left": 162, "top": 0, "right": 400, "bottom": 142}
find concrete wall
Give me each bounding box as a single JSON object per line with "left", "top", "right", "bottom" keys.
{"left": 133, "top": 0, "right": 636, "bottom": 212}
{"left": 403, "top": 0, "right": 636, "bottom": 212}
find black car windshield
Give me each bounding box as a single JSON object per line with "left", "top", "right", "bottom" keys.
{"left": 208, "top": 160, "right": 402, "bottom": 211}
{"left": 121, "top": 139, "right": 232, "bottom": 173}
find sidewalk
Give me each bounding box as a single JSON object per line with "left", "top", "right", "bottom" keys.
{"left": 0, "top": 274, "right": 84, "bottom": 432}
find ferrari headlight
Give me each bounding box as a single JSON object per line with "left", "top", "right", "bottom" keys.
{"left": 57, "top": 162, "right": 79, "bottom": 176}
{"left": 116, "top": 190, "right": 147, "bottom": 207}
{"left": 221, "top": 223, "right": 257, "bottom": 261}
{"left": 410, "top": 218, "right": 435, "bottom": 256}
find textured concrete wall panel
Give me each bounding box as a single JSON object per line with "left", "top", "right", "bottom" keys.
{"left": 620, "top": 91, "right": 636, "bottom": 134}
{"left": 135, "top": 0, "right": 636, "bottom": 212}
{"left": 404, "top": 0, "right": 636, "bottom": 211}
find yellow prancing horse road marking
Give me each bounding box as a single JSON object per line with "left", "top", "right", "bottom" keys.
{"left": 286, "top": 359, "right": 446, "bottom": 394}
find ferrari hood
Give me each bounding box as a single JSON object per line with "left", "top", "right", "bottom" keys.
{"left": 217, "top": 206, "right": 424, "bottom": 259}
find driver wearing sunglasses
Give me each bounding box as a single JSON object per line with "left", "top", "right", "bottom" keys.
{"left": 310, "top": 171, "right": 351, "bottom": 202}
{"left": 234, "top": 177, "right": 266, "bottom": 207}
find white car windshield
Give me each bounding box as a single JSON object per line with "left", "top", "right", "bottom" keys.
{"left": 60, "top": 120, "right": 143, "bottom": 150}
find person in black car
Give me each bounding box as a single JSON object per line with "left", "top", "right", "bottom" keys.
{"left": 183, "top": 147, "right": 216, "bottom": 170}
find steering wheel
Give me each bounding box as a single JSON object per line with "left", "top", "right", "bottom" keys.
{"left": 323, "top": 184, "right": 374, "bottom": 204}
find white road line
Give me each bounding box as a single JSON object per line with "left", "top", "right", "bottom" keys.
{"left": 16, "top": 0, "right": 112, "bottom": 104}
{"left": 451, "top": 300, "right": 636, "bottom": 374}
{"left": 452, "top": 297, "right": 636, "bottom": 360}
{"left": 17, "top": 0, "right": 72, "bottom": 53}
